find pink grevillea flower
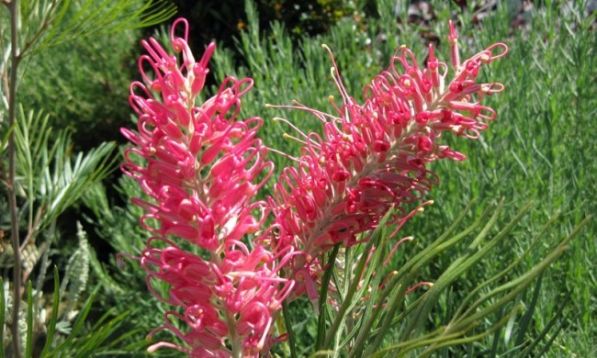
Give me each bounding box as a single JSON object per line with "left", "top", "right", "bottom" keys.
{"left": 271, "top": 21, "right": 508, "bottom": 300}
{"left": 121, "top": 18, "right": 295, "bottom": 357}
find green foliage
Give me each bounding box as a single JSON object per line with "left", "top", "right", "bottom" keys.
{"left": 12, "top": 0, "right": 175, "bottom": 57}
{"left": 1, "top": 106, "right": 117, "bottom": 355}
{"left": 13, "top": 107, "right": 116, "bottom": 235}
{"left": 80, "top": 177, "right": 173, "bottom": 350}
{"left": 58, "top": 223, "right": 90, "bottom": 323}
{"left": 170, "top": 0, "right": 364, "bottom": 53}
{"left": 18, "top": 29, "right": 137, "bottom": 149}
{"left": 0, "top": 0, "right": 176, "bottom": 147}
{"left": 261, "top": 0, "right": 366, "bottom": 37}
{"left": 408, "top": 1, "right": 596, "bottom": 355}
{"left": 276, "top": 202, "right": 589, "bottom": 357}
{"left": 0, "top": 222, "right": 126, "bottom": 356}
{"left": 0, "top": 269, "right": 133, "bottom": 357}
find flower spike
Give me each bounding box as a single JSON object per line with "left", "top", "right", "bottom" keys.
{"left": 122, "top": 18, "right": 294, "bottom": 357}
{"left": 270, "top": 23, "right": 508, "bottom": 299}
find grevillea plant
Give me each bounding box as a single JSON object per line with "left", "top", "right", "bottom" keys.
{"left": 122, "top": 18, "right": 509, "bottom": 357}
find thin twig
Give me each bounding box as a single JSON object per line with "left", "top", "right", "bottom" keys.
{"left": 5, "top": 0, "right": 22, "bottom": 356}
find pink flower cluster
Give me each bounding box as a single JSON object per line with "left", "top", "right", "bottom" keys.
{"left": 121, "top": 19, "right": 295, "bottom": 357}
{"left": 270, "top": 21, "right": 508, "bottom": 298}
{"left": 122, "top": 18, "right": 507, "bottom": 357}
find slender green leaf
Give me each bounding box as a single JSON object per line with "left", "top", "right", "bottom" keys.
{"left": 282, "top": 301, "right": 298, "bottom": 358}
{"left": 25, "top": 281, "right": 33, "bottom": 358}
{"left": 514, "top": 274, "right": 543, "bottom": 347}
{"left": 316, "top": 244, "right": 340, "bottom": 350}
{"left": 51, "top": 287, "right": 99, "bottom": 354}
{"left": 41, "top": 266, "right": 61, "bottom": 356}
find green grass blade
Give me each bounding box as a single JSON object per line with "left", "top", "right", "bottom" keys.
{"left": 69, "top": 287, "right": 98, "bottom": 338}
{"left": 515, "top": 274, "right": 543, "bottom": 347}
{"left": 533, "top": 319, "right": 566, "bottom": 358}
{"left": 450, "top": 213, "right": 561, "bottom": 323}
{"left": 25, "top": 281, "right": 33, "bottom": 358}
{"left": 520, "top": 292, "right": 570, "bottom": 356}
{"left": 73, "top": 311, "right": 128, "bottom": 357}
{"left": 41, "top": 267, "right": 61, "bottom": 356}
{"left": 51, "top": 286, "right": 99, "bottom": 354}
{"left": 283, "top": 301, "right": 298, "bottom": 358}
{"left": 316, "top": 244, "right": 340, "bottom": 350}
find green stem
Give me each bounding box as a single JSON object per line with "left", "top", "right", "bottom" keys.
{"left": 224, "top": 311, "right": 242, "bottom": 358}
{"left": 4, "top": 0, "right": 22, "bottom": 356}
{"left": 25, "top": 282, "right": 32, "bottom": 358}
{"left": 316, "top": 244, "right": 340, "bottom": 350}
{"left": 324, "top": 238, "right": 375, "bottom": 348}
{"left": 282, "top": 301, "right": 298, "bottom": 358}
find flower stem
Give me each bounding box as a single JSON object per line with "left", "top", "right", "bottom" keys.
{"left": 282, "top": 300, "right": 298, "bottom": 358}
{"left": 4, "top": 0, "right": 22, "bottom": 356}
{"left": 316, "top": 244, "right": 340, "bottom": 350}
{"left": 324, "top": 236, "right": 376, "bottom": 348}
{"left": 223, "top": 310, "right": 242, "bottom": 358}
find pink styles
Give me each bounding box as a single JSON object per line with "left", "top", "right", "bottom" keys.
{"left": 122, "top": 18, "right": 294, "bottom": 357}
{"left": 270, "top": 22, "right": 508, "bottom": 300}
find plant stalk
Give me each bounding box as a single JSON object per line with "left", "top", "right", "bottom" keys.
{"left": 316, "top": 244, "right": 340, "bottom": 350}
{"left": 5, "top": 0, "right": 22, "bottom": 356}
{"left": 282, "top": 301, "right": 298, "bottom": 358}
